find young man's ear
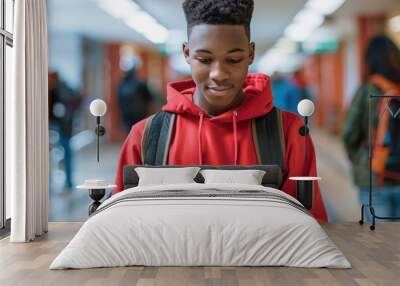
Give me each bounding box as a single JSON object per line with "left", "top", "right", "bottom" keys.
{"left": 249, "top": 42, "right": 255, "bottom": 65}
{"left": 183, "top": 42, "right": 190, "bottom": 64}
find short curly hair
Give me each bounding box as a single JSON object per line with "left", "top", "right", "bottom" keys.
{"left": 182, "top": 0, "right": 254, "bottom": 40}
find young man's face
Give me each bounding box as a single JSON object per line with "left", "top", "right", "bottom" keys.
{"left": 183, "top": 25, "right": 255, "bottom": 114}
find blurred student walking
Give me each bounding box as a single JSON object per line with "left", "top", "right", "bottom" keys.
{"left": 342, "top": 35, "right": 400, "bottom": 220}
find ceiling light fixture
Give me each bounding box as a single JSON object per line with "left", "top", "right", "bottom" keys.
{"left": 306, "top": 0, "right": 346, "bottom": 16}
{"left": 389, "top": 15, "right": 400, "bottom": 32}
{"left": 96, "top": 0, "right": 169, "bottom": 44}
{"left": 259, "top": 0, "right": 347, "bottom": 73}
{"left": 283, "top": 0, "right": 346, "bottom": 42}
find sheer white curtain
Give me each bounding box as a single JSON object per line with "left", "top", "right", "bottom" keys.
{"left": 7, "top": 0, "right": 49, "bottom": 242}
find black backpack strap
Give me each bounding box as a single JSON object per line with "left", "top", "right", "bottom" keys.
{"left": 141, "top": 109, "right": 285, "bottom": 181}
{"left": 252, "top": 107, "right": 286, "bottom": 175}
{"left": 141, "top": 112, "right": 175, "bottom": 165}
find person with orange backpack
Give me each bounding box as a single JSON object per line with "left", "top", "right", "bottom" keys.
{"left": 342, "top": 34, "right": 400, "bottom": 220}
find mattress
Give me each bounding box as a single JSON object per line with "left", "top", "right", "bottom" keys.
{"left": 50, "top": 183, "right": 351, "bottom": 269}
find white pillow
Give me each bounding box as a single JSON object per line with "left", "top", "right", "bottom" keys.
{"left": 200, "top": 169, "right": 266, "bottom": 185}
{"left": 135, "top": 167, "right": 200, "bottom": 186}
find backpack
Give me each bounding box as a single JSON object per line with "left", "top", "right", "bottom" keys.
{"left": 369, "top": 76, "right": 400, "bottom": 184}
{"left": 140, "top": 108, "right": 286, "bottom": 187}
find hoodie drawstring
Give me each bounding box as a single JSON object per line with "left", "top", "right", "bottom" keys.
{"left": 198, "top": 112, "right": 204, "bottom": 165}
{"left": 233, "top": 110, "right": 238, "bottom": 165}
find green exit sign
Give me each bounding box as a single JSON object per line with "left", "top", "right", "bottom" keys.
{"left": 301, "top": 41, "right": 339, "bottom": 54}
{"left": 155, "top": 43, "right": 169, "bottom": 55}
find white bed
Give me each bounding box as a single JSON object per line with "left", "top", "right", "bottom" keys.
{"left": 50, "top": 183, "right": 351, "bottom": 269}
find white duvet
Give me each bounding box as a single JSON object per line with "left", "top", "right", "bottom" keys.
{"left": 50, "top": 183, "right": 351, "bottom": 269}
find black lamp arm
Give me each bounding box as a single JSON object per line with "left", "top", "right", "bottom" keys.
{"left": 95, "top": 116, "right": 106, "bottom": 162}
{"left": 298, "top": 116, "right": 309, "bottom": 176}
{"left": 304, "top": 116, "right": 308, "bottom": 169}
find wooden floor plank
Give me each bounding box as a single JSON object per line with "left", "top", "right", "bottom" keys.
{"left": 0, "top": 222, "right": 399, "bottom": 286}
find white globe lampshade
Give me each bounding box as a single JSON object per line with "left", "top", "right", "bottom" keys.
{"left": 90, "top": 99, "right": 107, "bottom": 117}
{"left": 297, "top": 99, "right": 315, "bottom": 117}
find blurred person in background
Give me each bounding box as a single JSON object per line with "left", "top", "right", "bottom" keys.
{"left": 292, "top": 69, "right": 313, "bottom": 102}
{"left": 117, "top": 67, "right": 154, "bottom": 133}
{"left": 49, "top": 71, "right": 82, "bottom": 191}
{"left": 271, "top": 71, "right": 302, "bottom": 113}
{"left": 342, "top": 34, "right": 400, "bottom": 220}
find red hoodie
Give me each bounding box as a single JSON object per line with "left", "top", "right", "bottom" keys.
{"left": 114, "top": 73, "right": 327, "bottom": 221}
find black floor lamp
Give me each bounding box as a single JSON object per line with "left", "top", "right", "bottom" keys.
{"left": 289, "top": 99, "right": 321, "bottom": 210}
{"left": 359, "top": 94, "right": 400, "bottom": 230}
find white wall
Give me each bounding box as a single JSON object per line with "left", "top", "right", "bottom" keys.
{"left": 343, "top": 31, "right": 360, "bottom": 107}
{"left": 48, "top": 32, "right": 83, "bottom": 90}
{"left": 333, "top": 16, "right": 360, "bottom": 107}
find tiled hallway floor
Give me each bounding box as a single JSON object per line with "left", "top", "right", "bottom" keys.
{"left": 49, "top": 142, "right": 121, "bottom": 221}
{"left": 49, "top": 128, "right": 360, "bottom": 222}
{"left": 312, "top": 129, "right": 359, "bottom": 221}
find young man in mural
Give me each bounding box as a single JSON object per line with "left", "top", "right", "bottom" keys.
{"left": 113, "top": 0, "right": 327, "bottom": 221}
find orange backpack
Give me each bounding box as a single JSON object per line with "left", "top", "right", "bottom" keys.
{"left": 369, "top": 75, "right": 400, "bottom": 185}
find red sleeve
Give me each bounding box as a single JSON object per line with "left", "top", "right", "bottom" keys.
{"left": 112, "top": 119, "right": 147, "bottom": 195}
{"left": 281, "top": 112, "right": 328, "bottom": 222}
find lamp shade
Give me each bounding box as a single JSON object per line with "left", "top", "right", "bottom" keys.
{"left": 89, "top": 99, "right": 107, "bottom": 117}
{"left": 297, "top": 99, "right": 315, "bottom": 117}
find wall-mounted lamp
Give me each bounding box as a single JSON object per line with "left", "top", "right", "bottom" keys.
{"left": 76, "top": 99, "right": 114, "bottom": 216}
{"left": 298, "top": 99, "right": 315, "bottom": 166}
{"left": 298, "top": 99, "right": 315, "bottom": 135}
{"left": 89, "top": 99, "right": 107, "bottom": 162}
{"left": 289, "top": 99, "right": 320, "bottom": 210}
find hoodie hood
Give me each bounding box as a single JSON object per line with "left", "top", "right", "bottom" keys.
{"left": 162, "top": 73, "right": 275, "bottom": 167}
{"left": 162, "top": 73, "right": 274, "bottom": 123}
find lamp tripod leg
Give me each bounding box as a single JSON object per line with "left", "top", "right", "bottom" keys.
{"left": 369, "top": 206, "right": 376, "bottom": 231}
{"left": 359, "top": 204, "right": 365, "bottom": 225}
